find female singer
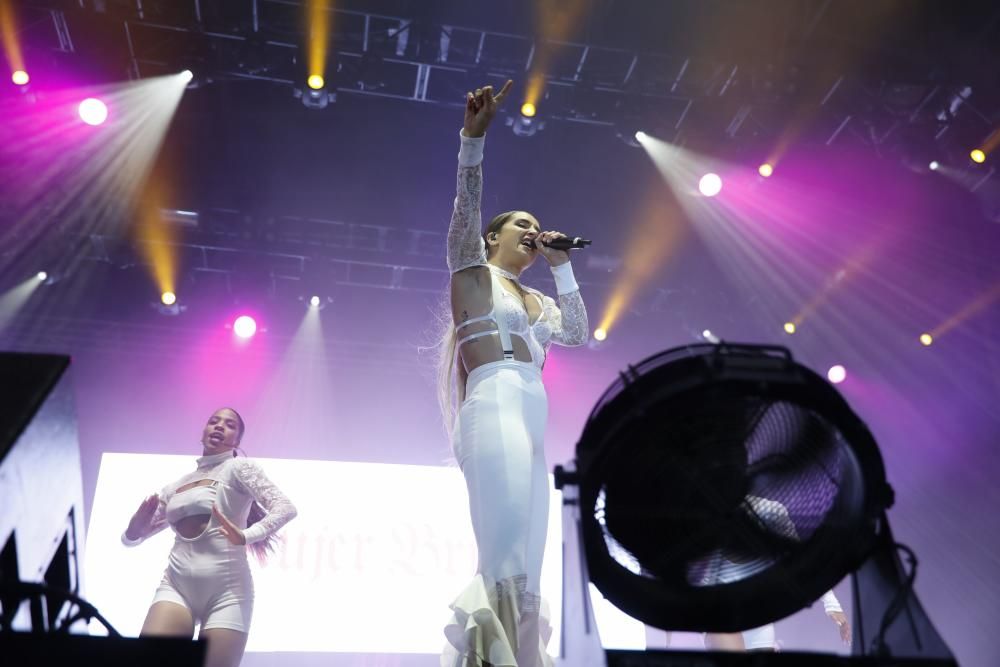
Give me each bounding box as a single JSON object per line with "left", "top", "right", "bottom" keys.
{"left": 439, "top": 80, "right": 590, "bottom": 666}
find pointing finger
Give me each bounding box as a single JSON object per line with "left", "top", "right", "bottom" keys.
{"left": 494, "top": 79, "right": 514, "bottom": 104}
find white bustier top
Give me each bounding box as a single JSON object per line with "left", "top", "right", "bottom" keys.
{"left": 447, "top": 130, "right": 590, "bottom": 369}
{"left": 455, "top": 265, "right": 562, "bottom": 369}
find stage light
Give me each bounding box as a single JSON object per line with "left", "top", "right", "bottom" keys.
{"left": 634, "top": 131, "right": 647, "bottom": 143}
{"left": 970, "top": 149, "right": 986, "bottom": 164}
{"left": 296, "top": 85, "right": 335, "bottom": 110}
{"left": 919, "top": 333, "right": 933, "bottom": 346}
{"left": 758, "top": 163, "right": 774, "bottom": 178}
{"left": 309, "top": 295, "right": 321, "bottom": 308}
{"left": 307, "top": 74, "right": 325, "bottom": 90}
{"left": 78, "top": 98, "right": 108, "bottom": 126}
{"left": 12, "top": 70, "right": 29, "bottom": 86}
{"left": 508, "top": 114, "right": 543, "bottom": 138}
{"left": 520, "top": 102, "right": 536, "bottom": 118}
{"left": 783, "top": 322, "right": 796, "bottom": 334}
{"left": 701, "top": 329, "right": 720, "bottom": 343}
{"left": 36, "top": 271, "right": 47, "bottom": 282}
{"left": 233, "top": 315, "right": 257, "bottom": 339}
{"left": 929, "top": 160, "right": 940, "bottom": 171}
{"left": 698, "top": 173, "right": 722, "bottom": 197}
{"left": 180, "top": 69, "right": 194, "bottom": 83}
{"left": 594, "top": 328, "right": 607, "bottom": 342}
{"left": 161, "top": 291, "right": 177, "bottom": 306}
{"left": 827, "top": 365, "right": 846, "bottom": 384}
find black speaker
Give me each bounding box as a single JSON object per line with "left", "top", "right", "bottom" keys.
{"left": 0, "top": 352, "right": 86, "bottom": 633}
{"left": 0, "top": 632, "right": 205, "bottom": 666}
{"left": 606, "top": 649, "right": 958, "bottom": 666}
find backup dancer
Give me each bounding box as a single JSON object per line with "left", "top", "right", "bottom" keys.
{"left": 122, "top": 407, "right": 297, "bottom": 667}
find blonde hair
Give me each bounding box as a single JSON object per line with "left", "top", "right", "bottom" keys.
{"left": 435, "top": 315, "right": 466, "bottom": 435}
{"left": 436, "top": 210, "right": 521, "bottom": 430}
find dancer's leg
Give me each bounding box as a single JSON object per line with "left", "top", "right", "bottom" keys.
{"left": 140, "top": 601, "right": 194, "bottom": 637}
{"left": 705, "top": 632, "right": 746, "bottom": 651}
{"left": 200, "top": 628, "right": 249, "bottom": 667}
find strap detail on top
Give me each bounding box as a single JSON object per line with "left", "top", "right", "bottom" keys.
{"left": 453, "top": 269, "right": 523, "bottom": 358}
{"left": 488, "top": 272, "right": 515, "bottom": 359}
{"left": 456, "top": 329, "right": 502, "bottom": 346}
{"left": 455, "top": 311, "right": 500, "bottom": 347}
{"left": 455, "top": 312, "right": 495, "bottom": 332}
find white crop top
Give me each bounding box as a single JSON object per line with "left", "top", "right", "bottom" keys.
{"left": 447, "top": 129, "right": 589, "bottom": 368}
{"left": 455, "top": 265, "right": 562, "bottom": 369}
{"left": 165, "top": 484, "right": 217, "bottom": 525}
{"left": 122, "top": 451, "right": 297, "bottom": 546}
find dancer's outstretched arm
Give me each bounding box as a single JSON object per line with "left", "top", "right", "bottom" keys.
{"left": 122, "top": 492, "right": 168, "bottom": 546}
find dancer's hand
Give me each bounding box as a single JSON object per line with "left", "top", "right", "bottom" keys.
{"left": 828, "top": 610, "right": 851, "bottom": 645}
{"left": 464, "top": 80, "right": 513, "bottom": 138}
{"left": 536, "top": 230, "right": 571, "bottom": 267}
{"left": 125, "top": 494, "right": 159, "bottom": 541}
{"left": 213, "top": 505, "right": 247, "bottom": 545}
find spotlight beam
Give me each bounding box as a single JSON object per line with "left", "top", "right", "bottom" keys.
{"left": 1, "top": 1, "right": 27, "bottom": 82}
{"left": 1, "top": 73, "right": 191, "bottom": 336}
{"left": 307, "top": 0, "right": 332, "bottom": 91}
{"left": 928, "top": 281, "right": 1000, "bottom": 340}
{"left": 636, "top": 130, "right": 964, "bottom": 389}
{"left": 596, "top": 185, "right": 685, "bottom": 336}
{"left": 522, "top": 0, "right": 593, "bottom": 114}
{"left": 0, "top": 276, "right": 44, "bottom": 335}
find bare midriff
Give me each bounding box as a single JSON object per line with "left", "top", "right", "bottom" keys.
{"left": 173, "top": 514, "right": 211, "bottom": 539}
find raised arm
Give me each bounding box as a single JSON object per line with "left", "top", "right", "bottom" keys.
{"left": 231, "top": 458, "right": 297, "bottom": 545}
{"left": 447, "top": 133, "right": 487, "bottom": 273}
{"left": 446, "top": 80, "right": 513, "bottom": 274}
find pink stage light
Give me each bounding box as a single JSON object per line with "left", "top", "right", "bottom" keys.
{"left": 233, "top": 315, "right": 257, "bottom": 339}
{"left": 698, "top": 173, "right": 722, "bottom": 197}
{"left": 827, "top": 365, "right": 847, "bottom": 384}
{"left": 78, "top": 98, "right": 109, "bottom": 126}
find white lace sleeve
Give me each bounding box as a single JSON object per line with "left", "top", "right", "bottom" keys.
{"left": 543, "top": 291, "right": 589, "bottom": 347}
{"left": 121, "top": 493, "right": 169, "bottom": 547}
{"left": 231, "top": 459, "right": 297, "bottom": 545}
{"left": 447, "top": 131, "right": 487, "bottom": 273}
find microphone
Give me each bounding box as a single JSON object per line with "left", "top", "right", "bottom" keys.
{"left": 528, "top": 236, "right": 592, "bottom": 251}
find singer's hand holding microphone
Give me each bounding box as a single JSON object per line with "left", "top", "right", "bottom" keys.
{"left": 528, "top": 231, "right": 592, "bottom": 266}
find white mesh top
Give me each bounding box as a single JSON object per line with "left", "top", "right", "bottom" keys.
{"left": 121, "top": 451, "right": 297, "bottom": 546}
{"left": 448, "top": 130, "right": 589, "bottom": 368}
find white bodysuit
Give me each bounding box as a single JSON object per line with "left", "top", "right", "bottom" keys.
{"left": 443, "top": 130, "right": 589, "bottom": 667}
{"left": 122, "top": 451, "right": 297, "bottom": 632}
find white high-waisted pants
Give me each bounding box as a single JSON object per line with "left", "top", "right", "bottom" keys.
{"left": 444, "top": 360, "right": 552, "bottom": 667}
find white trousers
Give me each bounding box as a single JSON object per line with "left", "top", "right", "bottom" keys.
{"left": 444, "top": 360, "right": 552, "bottom": 667}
